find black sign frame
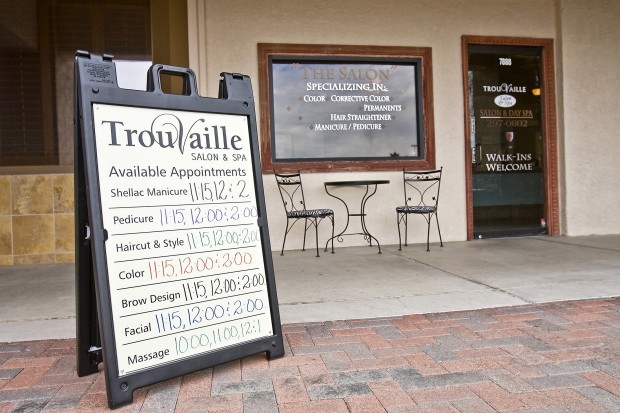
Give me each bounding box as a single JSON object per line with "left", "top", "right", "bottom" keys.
{"left": 74, "top": 51, "right": 284, "bottom": 409}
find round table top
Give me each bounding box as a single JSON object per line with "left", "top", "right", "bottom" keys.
{"left": 324, "top": 180, "right": 390, "bottom": 186}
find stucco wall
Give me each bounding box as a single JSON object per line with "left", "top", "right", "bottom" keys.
{"left": 557, "top": 0, "right": 620, "bottom": 235}
{"left": 190, "top": 0, "right": 562, "bottom": 250}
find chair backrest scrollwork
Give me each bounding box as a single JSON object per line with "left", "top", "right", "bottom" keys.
{"left": 274, "top": 171, "right": 307, "bottom": 213}
{"left": 402, "top": 168, "right": 443, "bottom": 209}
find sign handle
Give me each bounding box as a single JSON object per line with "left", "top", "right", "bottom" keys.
{"left": 146, "top": 64, "right": 198, "bottom": 96}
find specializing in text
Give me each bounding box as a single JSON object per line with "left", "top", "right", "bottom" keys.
{"left": 306, "top": 82, "right": 388, "bottom": 92}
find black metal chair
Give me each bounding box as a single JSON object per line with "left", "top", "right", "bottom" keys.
{"left": 274, "top": 171, "right": 335, "bottom": 257}
{"left": 396, "top": 168, "right": 443, "bottom": 251}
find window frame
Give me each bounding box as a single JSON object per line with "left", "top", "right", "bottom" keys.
{"left": 257, "top": 43, "right": 436, "bottom": 173}
{"left": 461, "top": 35, "right": 559, "bottom": 238}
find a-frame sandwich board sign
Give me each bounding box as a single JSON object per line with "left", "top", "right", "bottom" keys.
{"left": 74, "top": 51, "right": 284, "bottom": 409}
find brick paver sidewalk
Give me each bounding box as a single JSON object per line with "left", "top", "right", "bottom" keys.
{"left": 1, "top": 298, "right": 619, "bottom": 412}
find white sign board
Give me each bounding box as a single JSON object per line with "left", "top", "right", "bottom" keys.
{"left": 92, "top": 104, "right": 274, "bottom": 376}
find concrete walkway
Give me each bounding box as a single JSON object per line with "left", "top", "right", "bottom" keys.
{"left": 2, "top": 235, "right": 619, "bottom": 342}
{"left": 274, "top": 235, "right": 620, "bottom": 324}
{"left": 0, "top": 235, "right": 619, "bottom": 412}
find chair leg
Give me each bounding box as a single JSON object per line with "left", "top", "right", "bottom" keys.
{"left": 301, "top": 218, "right": 308, "bottom": 251}
{"left": 324, "top": 216, "right": 335, "bottom": 254}
{"left": 325, "top": 215, "right": 335, "bottom": 254}
{"left": 397, "top": 212, "right": 403, "bottom": 251}
{"left": 281, "top": 220, "right": 291, "bottom": 256}
{"left": 435, "top": 213, "right": 443, "bottom": 247}
{"left": 404, "top": 214, "right": 408, "bottom": 247}
{"left": 426, "top": 216, "right": 431, "bottom": 252}
{"left": 314, "top": 219, "right": 320, "bottom": 257}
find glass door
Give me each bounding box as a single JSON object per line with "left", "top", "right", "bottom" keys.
{"left": 468, "top": 44, "right": 547, "bottom": 238}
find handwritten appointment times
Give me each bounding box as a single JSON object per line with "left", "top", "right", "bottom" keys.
{"left": 106, "top": 189, "right": 270, "bottom": 376}
{"left": 92, "top": 104, "right": 273, "bottom": 376}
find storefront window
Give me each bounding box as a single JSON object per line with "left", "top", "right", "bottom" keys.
{"left": 258, "top": 44, "right": 436, "bottom": 172}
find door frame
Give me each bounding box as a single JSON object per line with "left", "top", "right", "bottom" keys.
{"left": 462, "top": 35, "right": 560, "bottom": 240}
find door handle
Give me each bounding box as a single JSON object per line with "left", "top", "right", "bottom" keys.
{"left": 474, "top": 143, "right": 482, "bottom": 165}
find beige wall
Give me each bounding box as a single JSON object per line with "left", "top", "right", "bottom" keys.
{"left": 188, "top": 0, "right": 563, "bottom": 250}
{"left": 557, "top": 0, "right": 620, "bottom": 235}
{"left": 2, "top": 1, "right": 617, "bottom": 266}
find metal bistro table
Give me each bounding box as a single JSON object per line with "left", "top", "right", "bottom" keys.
{"left": 324, "top": 180, "right": 390, "bottom": 254}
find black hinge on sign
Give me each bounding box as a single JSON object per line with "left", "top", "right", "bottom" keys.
{"left": 88, "top": 346, "right": 103, "bottom": 366}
